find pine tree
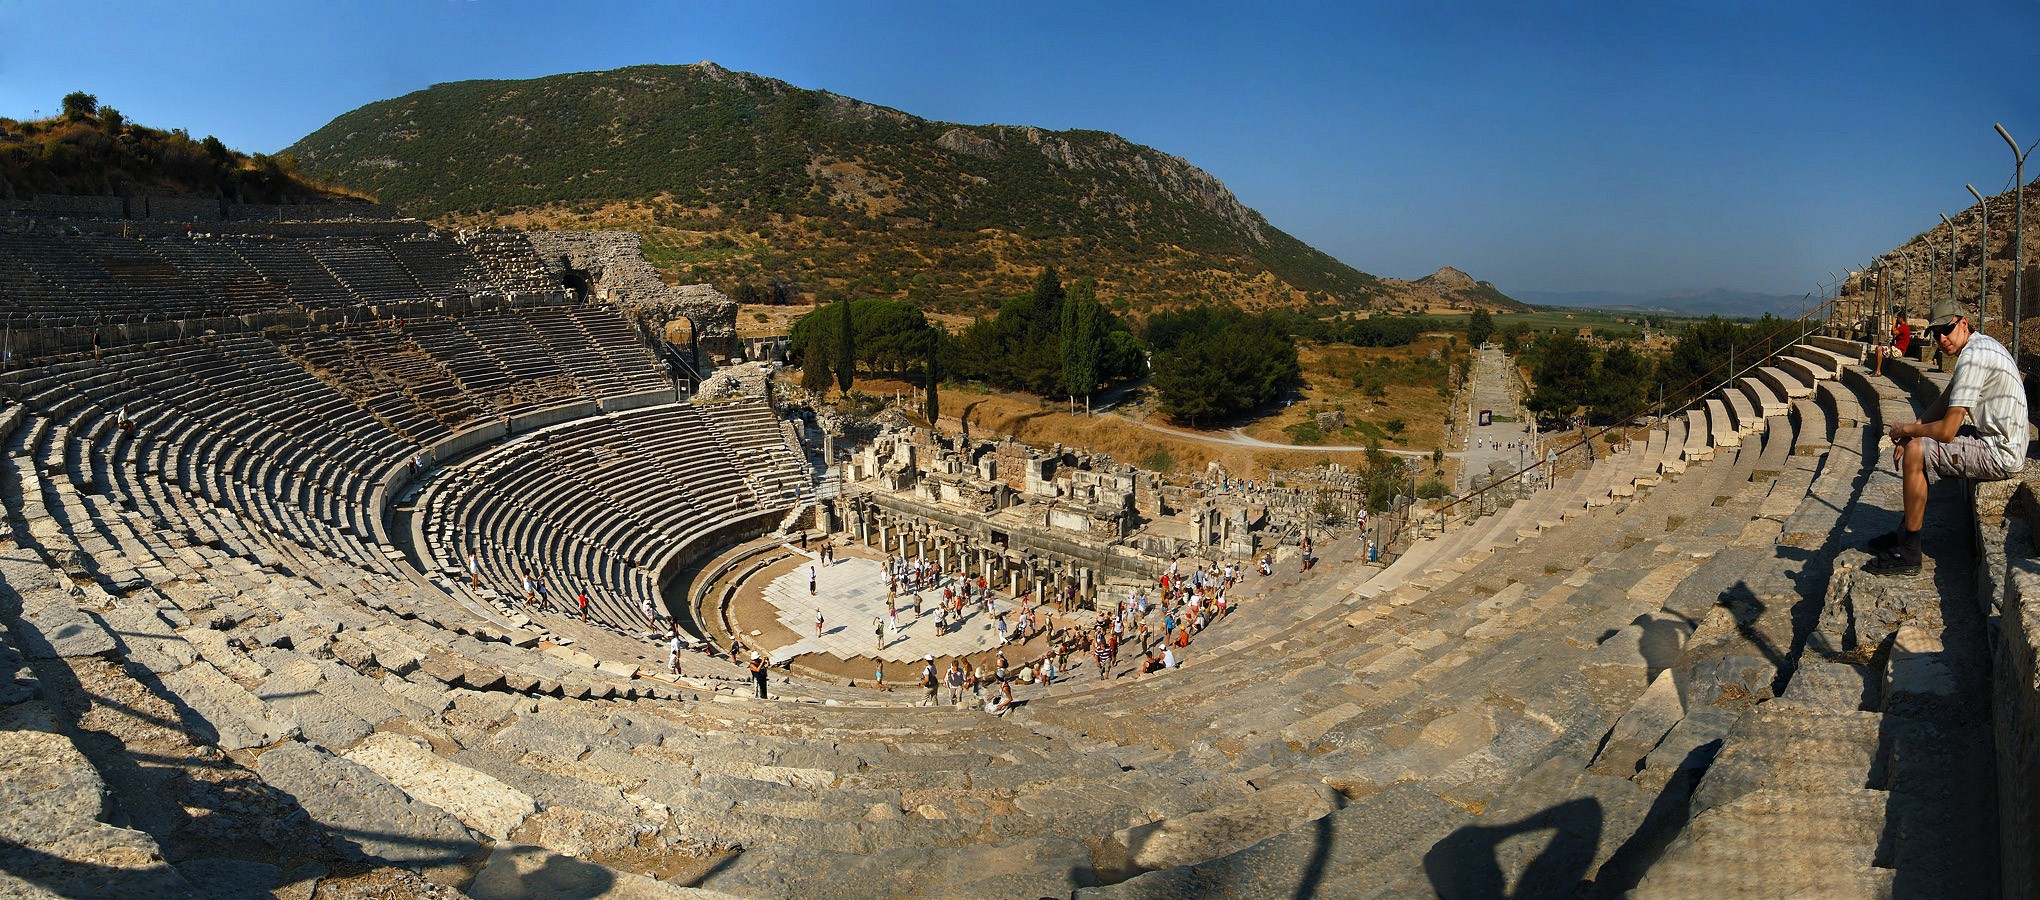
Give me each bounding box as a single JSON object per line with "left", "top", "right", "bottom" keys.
{"left": 834, "top": 295, "right": 855, "bottom": 394}
{"left": 60, "top": 92, "right": 97, "bottom": 121}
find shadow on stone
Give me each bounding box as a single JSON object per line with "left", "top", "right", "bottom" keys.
{"left": 1422, "top": 797, "right": 1602, "bottom": 900}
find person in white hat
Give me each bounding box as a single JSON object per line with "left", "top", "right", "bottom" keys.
{"left": 920, "top": 655, "right": 938, "bottom": 704}
{"left": 1868, "top": 297, "right": 2028, "bottom": 576}
{"left": 747, "top": 652, "right": 768, "bottom": 699}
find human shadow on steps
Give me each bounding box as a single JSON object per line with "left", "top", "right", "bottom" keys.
{"left": 1422, "top": 797, "right": 1604, "bottom": 900}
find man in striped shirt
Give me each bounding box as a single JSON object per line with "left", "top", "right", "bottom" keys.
{"left": 1868, "top": 298, "right": 2028, "bottom": 576}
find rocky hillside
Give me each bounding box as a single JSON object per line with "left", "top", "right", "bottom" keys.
{"left": 0, "top": 100, "right": 363, "bottom": 204}
{"left": 1834, "top": 176, "right": 2040, "bottom": 348}
{"left": 285, "top": 63, "right": 1403, "bottom": 315}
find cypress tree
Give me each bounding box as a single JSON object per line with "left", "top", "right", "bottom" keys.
{"left": 923, "top": 328, "right": 942, "bottom": 425}
{"left": 800, "top": 340, "right": 831, "bottom": 393}
{"left": 1062, "top": 279, "right": 1101, "bottom": 403}
{"left": 834, "top": 296, "right": 855, "bottom": 393}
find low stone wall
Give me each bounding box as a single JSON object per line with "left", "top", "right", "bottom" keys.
{"left": 1979, "top": 477, "right": 2040, "bottom": 899}
{"left": 654, "top": 508, "right": 788, "bottom": 632}
{"left": 27, "top": 194, "right": 125, "bottom": 217}
{"left": 508, "top": 401, "right": 599, "bottom": 435}
{"left": 599, "top": 388, "right": 675, "bottom": 414}
{"left": 225, "top": 202, "right": 395, "bottom": 221}
{"left": 141, "top": 196, "right": 221, "bottom": 222}
{"left": 437, "top": 421, "right": 509, "bottom": 462}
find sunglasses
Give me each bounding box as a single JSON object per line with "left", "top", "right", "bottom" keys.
{"left": 1929, "top": 321, "right": 1959, "bottom": 339}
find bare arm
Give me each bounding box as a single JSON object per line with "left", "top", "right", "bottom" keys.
{"left": 1890, "top": 405, "right": 1966, "bottom": 443}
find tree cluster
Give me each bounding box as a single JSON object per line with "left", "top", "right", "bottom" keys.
{"left": 788, "top": 298, "right": 934, "bottom": 389}
{"left": 1523, "top": 332, "right": 1651, "bottom": 424}
{"left": 1267, "top": 311, "right": 1438, "bottom": 349}
{"left": 947, "top": 268, "right": 1143, "bottom": 399}
{"left": 1654, "top": 315, "right": 1801, "bottom": 410}
{"left": 1145, "top": 305, "right": 1300, "bottom": 426}
{"left": 1518, "top": 314, "right": 1803, "bottom": 427}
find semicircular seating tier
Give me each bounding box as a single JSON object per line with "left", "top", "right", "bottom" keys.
{"left": 415, "top": 397, "right": 811, "bottom": 632}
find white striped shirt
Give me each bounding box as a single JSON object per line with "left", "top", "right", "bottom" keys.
{"left": 1946, "top": 332, "right": 2028, "bottom": 472}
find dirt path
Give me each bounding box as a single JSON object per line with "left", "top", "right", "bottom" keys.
{"left": 1099, "top": 412, "right": 1457, "bottom": 456}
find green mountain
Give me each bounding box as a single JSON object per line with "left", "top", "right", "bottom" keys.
{"left": 285, "top": 63, "right": 1415, "bottom": 314}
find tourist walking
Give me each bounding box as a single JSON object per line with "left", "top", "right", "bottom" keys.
{"left": 946, "top": 659, "right": 965, "bottom": 705}
{"left": 815, "top": 609, "right": 825, "bottom": 637}
{"left": 809, "top": 565, "right": 817, "bottom": 596}
{"left": 921, "top": 655, "right": 938, "bottom": 705}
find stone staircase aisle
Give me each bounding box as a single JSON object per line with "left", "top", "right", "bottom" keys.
{"left": 1629, "top": 350, "right": 2000, "bottom": 898}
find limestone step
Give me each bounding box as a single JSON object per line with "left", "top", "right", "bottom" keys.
{"left": 1703, "top": 399, "right": 1739, "bottom": 449}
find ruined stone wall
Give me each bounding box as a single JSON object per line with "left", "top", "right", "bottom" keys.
{"left": 523, "top": 231, "right": 737, "bottom": 356}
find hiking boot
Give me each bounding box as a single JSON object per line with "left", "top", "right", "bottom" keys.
{"left": 1864, "top": 548, "right": 1922, "bottom": 577}
{"left": 1865, "top": 530, "right": 1904, "bottom": 553}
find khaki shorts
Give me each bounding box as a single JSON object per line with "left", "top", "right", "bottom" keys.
{"left": 1917, "top": 431, "right": 2012, "bottom": 485}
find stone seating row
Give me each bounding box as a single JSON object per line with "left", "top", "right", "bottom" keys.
{"left": 0, "top": 227, "right": 556, "bottom": 324}
{"left": 268, "top": 304, "right": 667, "bottom": 449}
{"left": 698, "top": 399, "right": 814, "bottom": 503}
{"left": 421, "top": 401, "right": 800, "bottom": 635}
{"left": 4, "top": 338, "right": 408, "bottom": 582}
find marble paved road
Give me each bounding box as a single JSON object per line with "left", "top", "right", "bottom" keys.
{"left": 1461, "top": 345, "right": 1538, "bottom": 491}
{"left": 761, "top": 553, "right": 1015, "bottom": 665}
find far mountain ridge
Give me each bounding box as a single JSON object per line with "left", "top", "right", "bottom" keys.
{"left": 1514, "top": 287, "right": 1810, "bottom": 318}
{"left": 283, "top": 62, "right": 1484, "bottom": 317}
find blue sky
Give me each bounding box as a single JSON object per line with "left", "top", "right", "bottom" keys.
{"left": 3, "top": 1, "right": 2036, "bottom": 298}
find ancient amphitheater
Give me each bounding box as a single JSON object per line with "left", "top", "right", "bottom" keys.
{"left": 0, "top": 209, "right": 2033, "bottom": 899}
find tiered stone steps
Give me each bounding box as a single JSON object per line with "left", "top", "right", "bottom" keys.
{"left": 1628, "top": 343, "right": 1999, "bottom": 898}
{"left": 4, "top": 329, "right": 1994, "bottom": 897}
